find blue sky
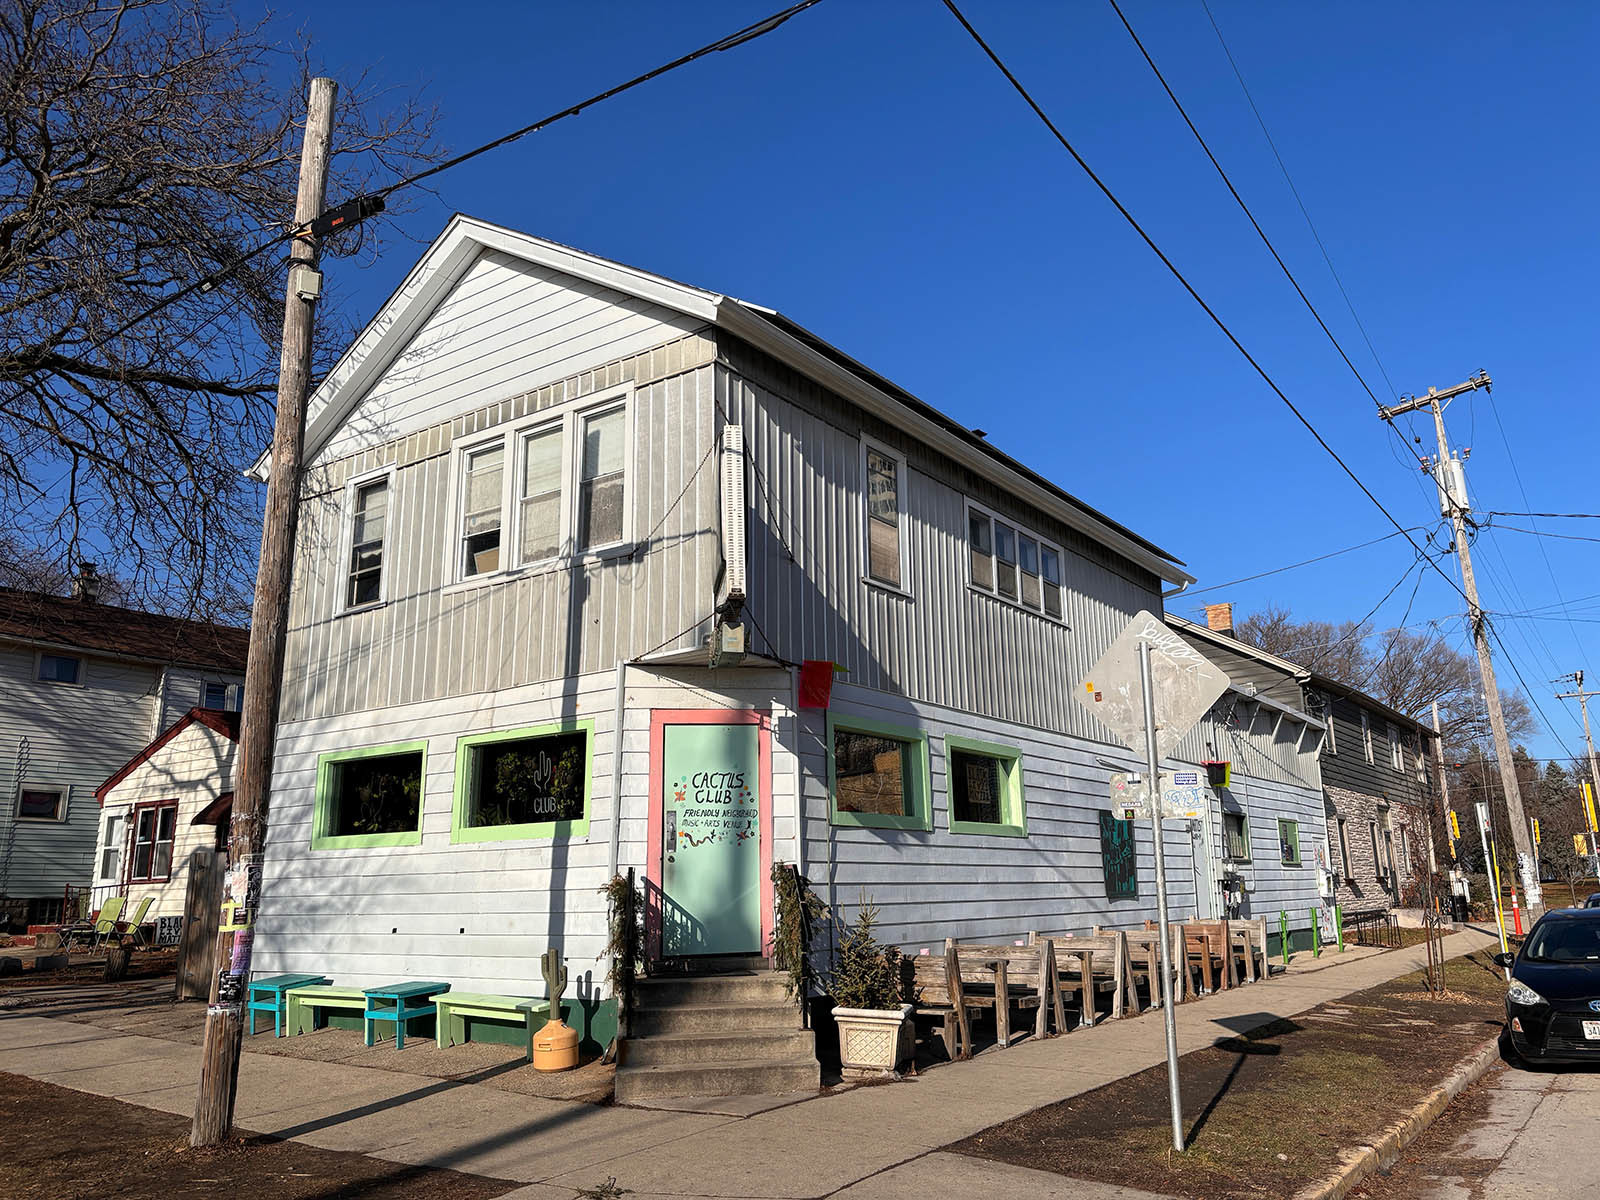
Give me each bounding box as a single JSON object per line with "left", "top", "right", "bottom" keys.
{"left": 282, "top": 1, "right": 1599, "bottom": 761}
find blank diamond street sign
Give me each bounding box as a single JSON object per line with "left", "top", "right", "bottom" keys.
{"left": 1075, "top": 610, "right": 1231, "bottom": 764}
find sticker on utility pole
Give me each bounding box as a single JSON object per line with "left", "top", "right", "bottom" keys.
{"left": 1076, "top": 611, "right": 1231, "bottom": 763}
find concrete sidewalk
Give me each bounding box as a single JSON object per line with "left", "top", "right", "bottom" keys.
{"left": 0, "top": 928, "right": 1494, "bottom": 1200}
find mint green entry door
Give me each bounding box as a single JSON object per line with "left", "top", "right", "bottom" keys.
{"left": 661, "top": 722, "right": 762, "bottom": 956}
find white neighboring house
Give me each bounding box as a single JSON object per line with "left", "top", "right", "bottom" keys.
{"left": 92, "top": 707, "right": 239, "bottom": 927}
{"left": 0, "top": 581, "right": 248, "bottom": 926}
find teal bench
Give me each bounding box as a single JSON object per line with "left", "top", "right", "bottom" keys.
{"left": 248, "top": 973, "right": 331, "bottom": 1037}
{"left": 434, "top": 992, "right": 552, "bottom": 1056}
{"left": 286, "top": 984, "right": 366, "bottom": 1035}
{"left": 364, "top": 981, "right": 450, "bottom": 1049}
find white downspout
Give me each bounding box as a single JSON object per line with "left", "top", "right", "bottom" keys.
{"left": 606, "top": 659, "right": 627, "bottom": 882}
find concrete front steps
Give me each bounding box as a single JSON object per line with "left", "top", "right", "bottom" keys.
{"left": 615, "top": 969, "right": 819, "bottom": 1103}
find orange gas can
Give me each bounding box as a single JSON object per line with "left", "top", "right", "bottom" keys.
{"left": 532, "top": 1019, "right": 579, "bottom": 1071}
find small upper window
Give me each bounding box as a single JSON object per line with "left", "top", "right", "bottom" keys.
{"left": 864, "top": 443, "right": 903, "bottom": 588}
{"left": 1224, "top": 811, "right": 1250, "bottom": 861}
{"left": 461, "top": 444, "right": 504, "bottom": 577}
{"left": 518, "top": 425, "right": 563, "bottom": 563}
{"left": 968, "top": 511, "right": 994, "bottom": 591}
{"left": 966, "top": 502, "right": 1064, "bottom": 621}
{"left": 202, "top": 682, "right": 240, "bottom": 712}
{"left": 346, "top": 476, "right": 389, "bottom": 608}
{"left": 1322, "top": 694, "right": 1337, "bottom": 755}
{"left": 1361, "top": 710, "right": 1374, "bottom": 763}
{"left": 36, "top": 654, "right": 81, "bottom": 685}
{"left": 1388, "top": 722, "right": 1402, "bottom": 771}
{"left": 18, "top": 785, "right": 66, "bottom": 822}
{"left": 578, "top": 407, "right": 627, "bottom": 551}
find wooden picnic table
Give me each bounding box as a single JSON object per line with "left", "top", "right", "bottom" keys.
{"left": 363, "top": 981, "right": 451, "bottom": 1049}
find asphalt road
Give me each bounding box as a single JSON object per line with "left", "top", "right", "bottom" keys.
{"left": 1358, "top": 1050, "right": 1600, "bottom": 1199}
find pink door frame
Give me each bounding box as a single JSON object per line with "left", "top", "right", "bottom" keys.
{"left": 646, "top": 708, "right": 775, "bottom": 960}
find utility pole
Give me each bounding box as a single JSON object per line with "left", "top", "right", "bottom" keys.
{"left": 1379, "top": 372, "right": 1542, "bottom": 915}
{"left": 1556, "top": 671, "right": 1600, "bottom": 881}
{"left": 192, "top": 77, "right": 337, "bottom": 1147}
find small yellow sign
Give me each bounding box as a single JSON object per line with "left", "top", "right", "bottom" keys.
{"left": 1576, "top": 833, "right": 1590, "bottom": 858}
{"left": 1448, "top": 809, "right": 1461, "bottom": 840}
{"left": 1532, "top": 818, "right": 1542, "bottom": 846}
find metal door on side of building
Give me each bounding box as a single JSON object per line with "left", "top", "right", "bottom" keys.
{"left": 651, "top": 711, "right": 771, "bottom": 959}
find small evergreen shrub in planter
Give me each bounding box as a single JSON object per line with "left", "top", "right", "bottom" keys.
{"left": 829, "top": 902, "right": 912, "bottom": 1074}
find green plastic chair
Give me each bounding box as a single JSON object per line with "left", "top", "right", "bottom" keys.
{"left": 114, "top": 896, "right": 154, "bottom": 948}
{"left": 88, "top": 896, "right": 126, "bottom": 949}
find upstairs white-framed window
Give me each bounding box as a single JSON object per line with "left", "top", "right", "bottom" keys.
{"left": 1361, "top": 709, "right": 1374, "bottom": 763}
{"left": 35, "top": 652, "right": 83, "bottom": 686}
{"left": 1387, "top": 721, "right": 1403, "bottom": 771}
{"left": 341, "top": 467, "right": 395, "bottom": 610}
{"left": 861, "top": 436, "right": 908, "bottom": 591}
{"left": 18, "top": 782, "right": 67, "bottom": 822}
{"left": 202, "top": 681, "right": 241, "bottom": 712}
{"left": 965, "top": 500, "right": 1064, "bottom": 621}
{"left": 446, "top": 388, "right": 634, "bottom": 587}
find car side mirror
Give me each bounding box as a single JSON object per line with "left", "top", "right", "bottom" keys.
{"left": 1492, "top": 951, "right": 1515, "bottom": 968}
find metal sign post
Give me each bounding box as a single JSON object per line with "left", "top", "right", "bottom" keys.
{"left": 1140, "top": 639, "right": 1186, "bottom": 1153}
{"left": 1077, "top": 611, "right": 1230, "bottom": 1156}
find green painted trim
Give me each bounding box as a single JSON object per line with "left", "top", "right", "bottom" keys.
{"left": 450, "top": 719, "right": 595, "bottom": 843}
{"left": 827, "top": 712, "right": 932, "bottom": 831}
{"left": 943, "top": 734, "right": 1028, "bottom": 838}
{"left": 310, "top": 740, "right": 428, "bottom": 850}
{"left": 1278, "top": 817, "right": 1303, "bottom": 866}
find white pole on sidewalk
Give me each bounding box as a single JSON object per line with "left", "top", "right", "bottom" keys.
{"left": 1141, "top": 640, "right": 1185, "bottom": 1153}
{"left": 1476, "top": 800, "right": 1510, "bottom": 980}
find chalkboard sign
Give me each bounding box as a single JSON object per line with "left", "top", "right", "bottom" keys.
{"left": 156, "top": 915, "right": 183, "bottom": 947}
{"left": 1099, "top": 810, "right": 1138, "bottom": 900}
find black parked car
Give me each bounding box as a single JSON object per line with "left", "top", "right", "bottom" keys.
{"left": 1585, "top": 893, "right": 1600, "bottom": 908}
{"left": 1500, "top": 908, "right": 1600, "bottom": 1063}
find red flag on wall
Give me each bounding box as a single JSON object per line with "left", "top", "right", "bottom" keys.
{"left": 799, "top": 660, "right": 835, "bottom": 709}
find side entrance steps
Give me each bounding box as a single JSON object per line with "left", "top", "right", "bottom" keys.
{"left": 615, "top": 970, "right": 819, "bottom": 1103}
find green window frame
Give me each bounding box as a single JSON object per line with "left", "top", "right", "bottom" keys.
{"left": 451, "top": 719, "right": 594, "bottom": 843}
{"left": 1278, "top": 817, "right": 1302, "bottom": 866}
{"left": 311, "top": 740, "right": 428, "bottom": 850}
{"left": 943, "top": 735, "right": 1027, "bottom": 837}
{"left": 1223, "top": 810, "right": 1251, "bottom": 862}
{"left": 827, "top": 713, "right": 932, "bottom": 831}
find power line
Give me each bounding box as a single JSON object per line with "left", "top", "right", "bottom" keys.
{"left": 1487, "top": 522, "right": 1600, "bottom": 545}
{"left": 1197, "top": 0, "right": 1399, "bottom": 404}
{"left": 937, "top": 0, "right": 1472, "bottom": 614}
{"left": 78, "top": 0, "right": 826, "bottom": 359}
{"left": 1485, "top": 511, "right": 1600, "bottom": 520}
{"left": 1185, "top": 527, "right": 1426, "bottom": 597}
{"left": 1107, "top": 0, "right": 1392, "bottom": 416}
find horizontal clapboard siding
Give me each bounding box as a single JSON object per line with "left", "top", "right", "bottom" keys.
{"left": 0, "top": 641, "right": 164, "bottom": 898}
{"left": 721, "top": 346, "right": 1162, "bottom": 741}
{"left": 253, "top": 665, "right": 800, "bottom": 997}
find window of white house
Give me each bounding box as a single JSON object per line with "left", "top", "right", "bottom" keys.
{"left": 346, "top": 476, "right": 389, "bottom": 608}
{"left": 1337, "top": 817, "right": 1352, "bottom": 877}
{"left": 1224, "top": 811, "right": 1250, "bottom": 861}
{"left": 312, "top": 743, "right": 427, "bottom": 850}
{"left": 452, "top": 722, "right": 593, "bottom": 842}
{"left": 1387, "top": 722, "right": 1402, "bottom": 771}
{"left": 17, "top": 783, "right": 66, "bottom": 821}
{"left": 864, "top": 442, "right": 905, "bottom": 589}
{"left": 36, "top": 653, "right": 82, "bottom": 685}
{"left": 100, "top": 813, "right": 124, "bottom": 880}
{"left": 578, "top": 407, "right": 626, "bottom": 551}
{"left": 130, "top": 802, "right": 177, "bottom": 882}
{"left": 967, "top": 503, "right": 1064, "bottom": 620}
{"left": 202, "top": 682, "right": 239, "bottom": 711}
{"left": 1279, "top": 818, "right": 1302, "bottom": 865}
{"left": 518, "top": 425, "right": 563, "bottom": 563}
{"left": 1361, "top": 709, "right": 1374, "bottom": 763}
{"left": 460, "top": 444, "right": 504, "bottom": 577}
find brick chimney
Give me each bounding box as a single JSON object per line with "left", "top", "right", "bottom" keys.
{"left": 1204, "top": 601, "right": 1234, "bottom": 637}
{"left": 73, "top": 561, "right": 101, "bottom": 604}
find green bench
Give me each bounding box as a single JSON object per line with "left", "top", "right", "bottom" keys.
{"left": 435, "top": 992, "right": 553, "bottom": 1058}
{"left": 286, "top": 985, "right": 366, "bottom": 1036}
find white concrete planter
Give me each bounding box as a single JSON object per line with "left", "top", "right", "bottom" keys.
{"left": 832, "top": 1003, "right": 913, "bottom": 1074}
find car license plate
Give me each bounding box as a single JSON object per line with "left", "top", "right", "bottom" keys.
{"left": 1584, "top": 1021, "right": 1600, "bottom": 1040}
